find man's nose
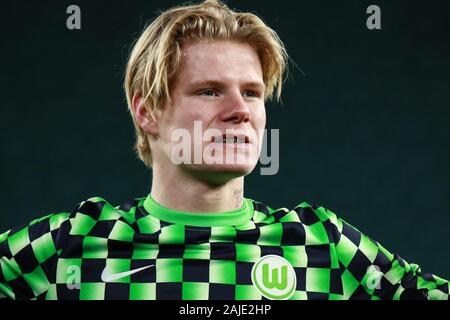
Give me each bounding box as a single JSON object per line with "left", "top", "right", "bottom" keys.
{"left": 221, "top": 92, "right": 251, "bottom": 124}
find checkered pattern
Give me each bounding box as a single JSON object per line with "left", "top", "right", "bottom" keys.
{"left": 0, "top": 196, "right": 448, "bottom": 300}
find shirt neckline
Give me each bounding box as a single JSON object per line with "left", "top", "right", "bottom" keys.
{"left": 142, "top": 194, "right": 254, "bottom": 227}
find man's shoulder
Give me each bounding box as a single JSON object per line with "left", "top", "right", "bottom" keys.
{"left": 246, "top": 198, "right": 345, "bottom": 246}
{"left": 66, "top": 196, "right": 148, "bottom": 236}
{"left": 249, "top": 198, "right": 342, "bottom": 226}
{"left": 71, "top": 196, "right": 145, "bottom": 220}
{"left": 0, "top": 196, "right": 146, "bottom": 246}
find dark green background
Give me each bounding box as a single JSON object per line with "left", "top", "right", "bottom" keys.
{"left": 1, "top": 0, "right": 449, "bottom": 278}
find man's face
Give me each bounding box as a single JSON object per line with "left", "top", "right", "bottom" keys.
{"left": 152, "top": 40, "right": 266, "bottom": 185}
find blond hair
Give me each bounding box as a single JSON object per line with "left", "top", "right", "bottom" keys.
{"left": 124, "top": 0, "right": 288, "bottom": 168}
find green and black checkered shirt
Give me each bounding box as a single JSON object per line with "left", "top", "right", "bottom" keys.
{"left": 0, "top": 194, "right": 448, "bottom": 300}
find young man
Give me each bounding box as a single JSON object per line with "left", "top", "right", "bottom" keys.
{"left": 0, "top": 0, "right": 448, "bottom": 300}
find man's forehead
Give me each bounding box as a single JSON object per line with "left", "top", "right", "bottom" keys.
{"left": 177, "top": 40, "right": 264, "bottom": 83}
{"left": 181, "top": 40, "right": 260, "bottom": 65}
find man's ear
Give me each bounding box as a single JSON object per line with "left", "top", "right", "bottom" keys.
{"left": 132, "top": 94, "right": 159, "bottom": 136}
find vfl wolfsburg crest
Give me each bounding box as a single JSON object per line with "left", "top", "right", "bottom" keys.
{"left": 251, "top": 255, "right": 296, "bottom": 300}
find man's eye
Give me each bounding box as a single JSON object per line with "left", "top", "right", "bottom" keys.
{"left": 200, "top": 89, "right": 217, "bottom": 96}
{"left": 243, "top": 90, "right": 259, "bottom": 98}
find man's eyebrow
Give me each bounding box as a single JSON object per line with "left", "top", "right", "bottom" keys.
{"left": 188, "top": 80, "right": 266, "bottom": 90}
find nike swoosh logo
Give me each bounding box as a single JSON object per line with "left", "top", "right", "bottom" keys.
{"left": 101, "top": 264, "right": 155, "bottom": 282}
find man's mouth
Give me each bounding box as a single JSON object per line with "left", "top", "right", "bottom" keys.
{"left": 211, "top": 134, "right": 250, "bottom": 144}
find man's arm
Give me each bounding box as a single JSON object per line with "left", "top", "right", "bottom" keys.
{"left": 0, "top": 211, "right": 72, "bottom": 299}
{"left": 312, "top": 205, "right": 449, "bottom": 300}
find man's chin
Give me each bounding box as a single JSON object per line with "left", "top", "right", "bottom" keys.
{"left": 184, "top": 163, "right": 257, "bottom": 184}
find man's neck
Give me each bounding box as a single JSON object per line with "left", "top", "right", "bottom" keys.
{"left": 150, "top": 166, "right": 245, "bottom": 213}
